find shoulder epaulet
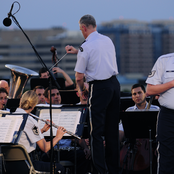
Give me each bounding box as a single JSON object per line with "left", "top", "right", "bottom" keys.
{"left": 78, "top": 40, "right": 86, "bottom": 52}
{"left": 79, "top": 46, "right": 83, "bottom": 52}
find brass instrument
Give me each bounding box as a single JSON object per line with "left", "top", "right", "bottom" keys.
{"left": 146, "top": 95, "right": 155, "bottom": 110}
{"left": 5, "top": 64, "right": 38, "bottom": 99}
{"left": 29, "top": 113, "right": 81, "bottom": 140}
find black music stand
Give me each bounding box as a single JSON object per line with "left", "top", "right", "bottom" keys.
{"left": 59, "top": 90, "right": 80, "bottom": 104}
{"left": 120, "top": 110, "right": 159, "bottom": 174}
{"left": 120, "top": 97, "right": 134, "bottom": 112}
{"left": 5, "top": 99, "right": 20, "bottom": 112}
{"left": 35, "top": 105, "right": 89, "bottom": 174}
{"left": 30, "top": 77, "right": 65, "bottom": 90}
{"left": 35, "top": 105, "right": 88, "bottom": 139}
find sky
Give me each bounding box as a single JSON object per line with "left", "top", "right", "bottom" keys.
{"left": 1, "top": 0, "right": 174, "bottom": 31}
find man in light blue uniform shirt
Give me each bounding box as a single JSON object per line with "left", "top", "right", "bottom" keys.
{"left": 126, "top": 84, "right": 160, "bottom": 111}
{"left": 65, "top": 14, "right": 120, "bottom": 174}
{"left": 146, "top": 53, "right": 174, "bottom": 174}
{"left": 121, "top": 84, "right": 159, "bottom": 173}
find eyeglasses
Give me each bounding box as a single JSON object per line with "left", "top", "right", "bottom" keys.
{"left": 51, "top": 92, "right": 60, "bottom": 97}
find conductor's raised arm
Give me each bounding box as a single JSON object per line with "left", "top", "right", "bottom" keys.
{"left": 65, "top": 45, "right": 78, "bottom": 54}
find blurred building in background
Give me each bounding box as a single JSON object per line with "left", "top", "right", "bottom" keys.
{"left": 98, "top": 20, "right": 174, "bottom": 78}
{"left": 0, "top": 19, "right": 174, "bottom": 91}
{"left": 0, "top": 27, "right": 83, "bottom": 79}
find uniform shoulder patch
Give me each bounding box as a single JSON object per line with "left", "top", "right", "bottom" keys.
{"left": 32, "top": 125, "right": 39, "bottom": 135}
{"left": 79, "top": 46, "right": 83, "bottom": 52}
{"left": 148, "top": 70, "right": 156, "bottom": 78}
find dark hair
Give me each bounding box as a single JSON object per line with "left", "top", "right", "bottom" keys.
{"left": 79, "top": 14, "right": 96, "bottom": 28}
{"left": 44, "top": 86, "right": 58, "bottom": 98}
{"left": 39, "top": 68, "right": 47, "bottom": 77}
{"left": 33, "top": 85, "right": 44, "bottom": 92}
{"left": 0, "top": 87, "right": 8, "bottom": 95}
{"left": 131, "top": 84, "right": 146, "bottom": 93}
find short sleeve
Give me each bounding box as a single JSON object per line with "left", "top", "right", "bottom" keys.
{"left": 146, "top": 57, "right": 165, "bottom": 85}
{"left": 24, "top": 116, "right": 44, "bottom": 144}
{"left": 74, "top": 48, "right": 88, "bottom": 73}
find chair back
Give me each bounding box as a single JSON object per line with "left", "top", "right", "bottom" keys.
{"left": 1, "top": 144, "right": 48, "bottom": 174}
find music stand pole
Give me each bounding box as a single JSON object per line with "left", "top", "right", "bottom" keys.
{"left": 149, "top": 129, "right": 153, "bottom": 174}
{"left": 74, "top": 139, "right": 77, "bottom": 174}
{"left": 8, "top": 13, "right": 58, "bottom": 174}
{"left": 49, "top": 79, "right": 54, "bottom": 174}
{"left": 0, "top": 146, "right": 2, "bottom": 174}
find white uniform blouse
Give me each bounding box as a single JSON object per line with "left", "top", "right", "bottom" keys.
{"left": 146, "top": 53, "right": 174, "bottom": 110}
{"left": 16, "top": 108, "right": 44, "bottom": 153}
{"left": 75, "top": 31, "right": 118, "bottom": 82}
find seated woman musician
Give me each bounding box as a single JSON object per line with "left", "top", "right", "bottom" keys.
{"left": 15, "top": 90, "right": 66, "bottom": 173}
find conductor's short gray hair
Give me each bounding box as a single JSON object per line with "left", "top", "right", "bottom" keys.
{"left": 79, "top": 15, "right": 96, "bottom": 28}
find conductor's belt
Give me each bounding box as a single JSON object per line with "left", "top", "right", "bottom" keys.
{"left": 89, "top": 75, "right": 116, "bottom": 84}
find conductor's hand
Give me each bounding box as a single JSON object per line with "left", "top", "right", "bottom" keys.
{"left": 81, "top": 88, "right": 89, "bottom": 100}
{"left": 56, "top": 126, "right": 66, "bottom": 140}
{"left": 65, "top": 45, "right": 78, "bottom": 54}
{"left": 41, "top": 119, "right": 51, "bottom": 133}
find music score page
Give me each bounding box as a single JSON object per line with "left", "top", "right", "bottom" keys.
{"left": 38, "top": 109, "right": 81, "bottom": 137}
{"left": 0, "top": 115, "right": 23, "bottom": 143}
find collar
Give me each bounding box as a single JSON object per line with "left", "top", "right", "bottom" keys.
{"left": 134, "top": 102, "right": 148, "bottom": 110}
{"left": 85, "top": 31, "right": 98, "bottom": 41}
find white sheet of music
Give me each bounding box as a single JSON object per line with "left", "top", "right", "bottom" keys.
{"left": 38, "top": 109, "right": 81, "bottom": 137}
{"left": 5, "top": 115, "right": 23, "bottom": 133}
{"left": 0, "top": 116, "right": 23, "bottom": 143}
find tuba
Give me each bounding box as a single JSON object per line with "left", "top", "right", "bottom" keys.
{"left": 5, "top": 64, "right": 38, "bottom": 111}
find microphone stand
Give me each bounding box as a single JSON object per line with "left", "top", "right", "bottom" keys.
{"left": 8, "top": 12, "right": 60, "bottom": 174}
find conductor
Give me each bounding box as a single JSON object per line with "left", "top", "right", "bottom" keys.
{"left": 65, "top": 14, "right": 120, "bottom": 174}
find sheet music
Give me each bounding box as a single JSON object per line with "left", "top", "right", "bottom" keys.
{"left": 36, "top": 104, "right": 62, "bottom": 108}
{"left": 6, "top": 115, "right": 23, "bottom": 132}
{"left": 0, "top": 116, "right": 23, "bottom": 143}
{"left": 38, "top": 109, "right": 81, "bottom": 137}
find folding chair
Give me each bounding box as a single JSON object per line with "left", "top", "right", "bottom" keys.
{"left": 1, "top": 144, "right": 50, "bottom": 174}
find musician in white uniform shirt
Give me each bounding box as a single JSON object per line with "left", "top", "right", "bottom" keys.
{"left": 146, "top": 53, "right": 174, "bottom": 174}
{"left": 16, "top": 90, "right": 66, "bottom": 173}
{"left": 120, "top": 84, "right": 159, "bottom": 144}
{"left": 126, "top": 84, "right": 160, "bottom": 111}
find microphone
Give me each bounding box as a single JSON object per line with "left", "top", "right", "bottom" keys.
{"left": 3, "top": 3, "right": 14, "bottom": 27}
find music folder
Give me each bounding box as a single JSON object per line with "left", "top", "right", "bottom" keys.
{"left": 0, "top": 112, "right": 28, "bottom": 144}
{"left": 120, "top": 110, "right": 159, "bottom": 139}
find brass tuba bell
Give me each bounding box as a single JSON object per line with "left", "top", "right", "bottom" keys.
{"left": 5, "top": 64, "right": 38, "bottom": 99}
